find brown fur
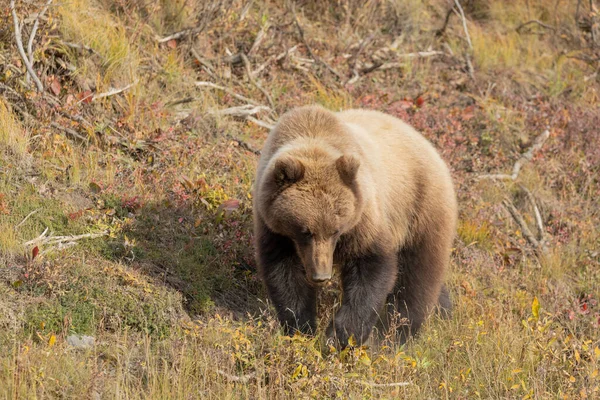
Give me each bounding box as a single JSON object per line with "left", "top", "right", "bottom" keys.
{"left": 253, "top": 105, "right": 457, "bottom": 347}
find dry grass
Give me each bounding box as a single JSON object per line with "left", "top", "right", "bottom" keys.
{"left": 0, "top": 0, "right": 599, "bottom": 398}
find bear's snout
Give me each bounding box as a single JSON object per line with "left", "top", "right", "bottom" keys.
{"left": 311, "top": 271, "right": 332, "bottom": 283}
{"left": 298, "top": 238, "right": 335, "bottom": 284}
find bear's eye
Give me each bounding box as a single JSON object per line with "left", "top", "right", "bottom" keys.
{"left": 301, "top": 229, "right": 313, "bottom": 238}
{"left": 333, "top": 230, "right": 340, "bottom": 236}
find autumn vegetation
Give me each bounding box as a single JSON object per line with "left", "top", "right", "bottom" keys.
{"left": 1, "top": 0, "right": 599, "bottom": 398}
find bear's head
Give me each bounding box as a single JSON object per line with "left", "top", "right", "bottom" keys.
{"left": 258, "top": 148, "right": 363, "bottom": 284}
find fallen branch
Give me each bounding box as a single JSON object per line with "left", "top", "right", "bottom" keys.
{"left": 226, "top": 134, "right": 261, "bottom": 155}
{"left": 479, "top": 129, "right": 550, "bottom": 181}
{"left": 208, "top": 104, "right": 270, "bottom": 117}
{"left": 240, "top": 53, "right": 276, "bottom": 111}
{"left": 454, "top": 0, "right": 473, "bottom": 50}
{"left": 59, "top": 41, "right": 100, "bottom": 57}
{"left": 24, "top": 229, "right": 108, "bottom": 247}
{"left": 247, "top": 116, "right": 274, "bottom": 131}
{"left": 50, "top": 122, "right": 88, "bottom": 142}
{"left": 502, "top": 199, "right": 547, "bottom": 256}
{"left": 190, "top": 47, "right": 217, "bottom": 79}
{"left": 91, "top": 82, "right": 135, "bottom": 101}
{"left": 195, "top": 81, "right": 261, "bottom": 106}
{"left": 291, "top": 4, "right": 342, "bottom": 80}
{"left": 516, "top": 20, "right": 556, "bottom": 33}
{"left": 519, "top": 185, "right": 546, "bottom": 244}
{"left": 156, "top": 26, "right": 204, "bottom": 43}
{"left": 248, "top": 22, "right": 270, "bottom": 56}
{"left": 251, "top": 45, "right": 299, "bottom": 78}
{"left": 216, "top": 369, "right": 257, "bottom": 384}
{"left": 15, "top": 209, "right": 40, "bottom": 230}
{"left": 10, "top": 0, "right": 44, "bottom": 92}
{"left": 358, "top": 380, "right": 411, "bottom": 388}
{"left": 26, "top": 0, "right": 53, "bottom": 84}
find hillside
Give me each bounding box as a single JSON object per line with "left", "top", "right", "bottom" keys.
{"left": 1, "top": 0, "right": 599, "bottom": 398}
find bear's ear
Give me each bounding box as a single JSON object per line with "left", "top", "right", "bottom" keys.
{"left": 273, "top": 156, "right": 305, "bottom": 185}
{"left": 336, "top": 154, "right": 360, "bottom": 186}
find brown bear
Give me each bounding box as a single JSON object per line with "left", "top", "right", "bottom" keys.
{"left": 252, "top": 105, "right": 457, "bottom": 348}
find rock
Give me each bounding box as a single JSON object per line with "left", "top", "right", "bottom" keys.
{"left": 66, "top": 335, "right": 95, "bottom": 349}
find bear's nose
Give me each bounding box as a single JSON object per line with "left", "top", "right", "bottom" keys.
{"left": 312, "top": 272, "right": 332, "bottom": 283}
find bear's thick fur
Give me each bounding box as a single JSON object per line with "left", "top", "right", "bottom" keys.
{"left": 253, "top": 105, "right": 457, "bottom": 347}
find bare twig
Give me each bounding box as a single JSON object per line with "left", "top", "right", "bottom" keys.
{"left": 226, "top": 134, "right": 261, "bottom": 155}
{"left": 251, "top": 45, "right": 299, "bottom": 78}
{"left": 26, "top": 0, "right": 53, "bottom": 84}
{"left": 248, "top": 22, "right": 270, "bottom": 56}
{"left": 15, "top": 209, "right": 40, "bottom": 230}
{"left": 91, "top": 82, "right": 135, "bottom": 101}
{"left": 59, "top": 41, "right": 99, "bottom": 56}
{"left": 247, "top": 116, "right": 274, "bottom": 131}
{"left": 50, "top": 122, "right": 88, "bottom": 142}
{"left": 502, "top": 199, "right": 547, "bottom": 255}
{"left": 479, "top": 129, "right": 550, "bottom": 181}
{"left": 519, "top": 185, "right": 546, "bottom": 243}
{"left": 240, "top": 53, "right": 276, "bottom": 111}
{"left": 195, "top": 81, "right": 261, "bottom": 106}
{"left": 157, "top": 26, "right": 204, "bottom": 43}
{"left": 291, "top": 4, "right": 342, "bottom": 80}
{"left": 25, "top": 229, "right": 108, "bottom": 247}
{"left": 436, "top": 6, "right": 454, "bottom": 36}
{"left": 208, "top": 104, "right": 270, "bottom": 117}
{"left": 358, "top": 380, "right": 412, "bottom": 388}
{"left": 454, "top": 0, "right": 473, "bottom": 50}
{"left": 190, "top": 47, "right": 217, "bottom": 79}
{"left": 516, "top": 20, "right": 556, "bottom": 33}
{"left": 10, "top": 0, "right": 44, "bottom": 92}
{"left": 216, "top": 369, "right": 257, "bottom": 383}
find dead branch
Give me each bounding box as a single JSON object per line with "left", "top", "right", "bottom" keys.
{"left": 247, "top": 116, "right": 274, "bottom": 131}
{"left": 226, "top": 134, "right": 261, "bottom": 155}
{"left": 516, "top": 20, "right": 556, "bottom": 33}
{"left": 50, "top": 122, "right": 88, "bottom": 142}
{"left": 453, "top": 0, "right": 473, "bottom": 50}
{"left": 59, "top": 41, "right": 99, "bottom": 56}
{"left": 240, "top": 53, "right": 276, "bottom": 111}
{"left": 24, "top": 229, "right": 108, "bottom": 247}
{"left": 248, "top": 22, "right": 270, "bottom": 56}
{"left": 502, "top": 199, "right": 547, "bottom": 256}
{"left": 479, "top": 129, "right": 550, "bottom": 181}
{"left": 519, "top": 185, "right": 546, "bottom": 244}
{"left": 216, "top": 369, "right": 257, "bottom": 383}
{"left": 436, "top": 6, "right": 454, "bottom": 36}
{"left": 358, "top": 380, "right": 411, "bottom": 388}
{"left": 92, "top": 82, "right": 135, "bottom": 101}
{"left": 157, "top": 26, "right": 204, "bottom": 43}
{"left": 190, "top": 47, "right": 217, "bottom": 79}
{"left": 195, "top": 81, "right": 261, "bottom": 106}
{"left": 15, "top": 209, "right": 40, "bottom": 230}
{"left": 208, "top": 104, "right": 270, "bottom": 117}
{"left": 10, "top": 0, "right": 44, "bottom": 92}
{"left": 291, "top": 4, "right": 342, "bottom": 81}
{"left": 251, "top": 45, "right": 299, "bottom": 78}
{"left": 26, "top": 0, "right": 53, "bottom": 84}
{"left": 347, "top": 51, "right": 445, "bottom": 85}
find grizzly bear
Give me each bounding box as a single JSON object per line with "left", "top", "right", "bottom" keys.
{"left": 252, "top": 105, "right": 457, "bottom": 348}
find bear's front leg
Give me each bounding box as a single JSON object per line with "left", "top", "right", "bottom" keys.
{"left": 256, "top": 220, "right": 317, "bottom": 336}
{"left": 327, "top": 252, "right": 398, "bottom": 348}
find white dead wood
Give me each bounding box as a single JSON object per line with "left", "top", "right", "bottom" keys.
{"left": 240, "top": 53, "right": 276, "bottom": 111}
{"left": 91, "top": 82, "right": 135, "bottom": 101}
{"left": 251, "top": 45, "right": 299, "bottom": 78}
{"left": 195, "top": 81, "right": 261, "bottom": 106}
{"left": 358, "top": 380, "right": 412, "bottom": 388}
{"left": 479, "top": 129, "right": 550, "bottom": 181}
{"left": 15, "top": 209, "right": 40, "bottom": 230}
{"left": 519, "top": 185, "right": 546, "bottom": 245}
{"left": 502, "top": 199, "right": 547, "bottom": 256}
{"left": 216, "top": 369, "right": 257, "bottom": 383}
{"left": 453, "top": 0, "right": 473, "bottom": 50}
{"left": 248, "top": 22, "right": 270, "bottom": 56}
{"left": 24, "top": 229, "right": 108, "bottom": 247}
{"left": 10, "top": 0, "right": 44, "bottom": 92}
{"left": 208, "top": 104, "right": 270, "bottom": 117}
{"left": 26, "top": 0, "right": 53, "bottom": 83}
{"left": 247, "top": 116, "right": 274, "bottom": 130}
